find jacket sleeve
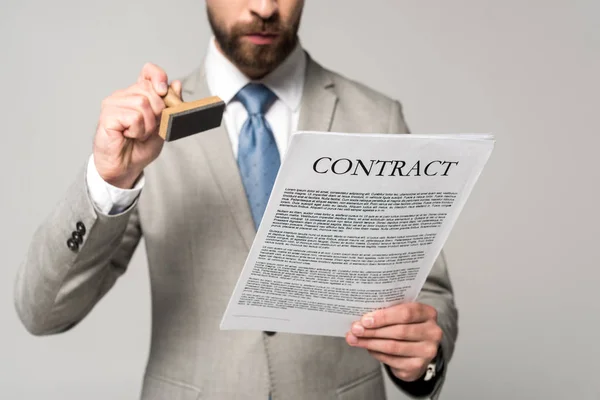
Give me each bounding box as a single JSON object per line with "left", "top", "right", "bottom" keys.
{"left": 386, "top": 100, "right": 460, "bottom": 400}
{"left": 14, "top": 163, "right": 143, "bottom": 335}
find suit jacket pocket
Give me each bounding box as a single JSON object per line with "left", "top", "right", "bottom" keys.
{"left": 141, "top": 374, "right": 201, "bottom": 400}
{"left": 336, "top": 368, "right": 386, "bottom": 400}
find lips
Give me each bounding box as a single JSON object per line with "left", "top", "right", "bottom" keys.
{"left": 243, "top": 33, "right": 279, "bottom": 45}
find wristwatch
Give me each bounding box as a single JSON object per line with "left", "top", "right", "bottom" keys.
{"left": 423, "top": 345, "right": 445, "bottom": 382}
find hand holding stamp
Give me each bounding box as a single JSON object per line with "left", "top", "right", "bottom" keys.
{"left": 94, "top": 63, "right": 225, "bottom": 189}
{"left": 120, "top": 84, "right": 225, "bottom": 163}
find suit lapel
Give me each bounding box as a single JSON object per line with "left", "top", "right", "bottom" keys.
{"left": 298, "top": 54, "right": 338, "bottom": 132}
{"left": 182, "top": 68, "right": 257, "bottom": 250}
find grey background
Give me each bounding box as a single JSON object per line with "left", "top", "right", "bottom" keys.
{"left": 1, "top": 0, "right": 599, "bottom": 399}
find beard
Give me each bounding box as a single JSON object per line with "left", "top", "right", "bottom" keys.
{"left": 207, "top": 8, "right": 300, "bottom": 75}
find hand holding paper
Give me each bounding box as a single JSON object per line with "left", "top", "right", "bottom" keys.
{"left": 347, "top": 303, "right": 442, "bottom": 382}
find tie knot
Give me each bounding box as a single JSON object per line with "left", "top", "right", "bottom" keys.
{"left": 235, "top": 83, "right": 276, "bottom": 115}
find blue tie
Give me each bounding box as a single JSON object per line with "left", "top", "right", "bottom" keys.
{"left": 236, "top": 83, "right": 280, "bottom": 230}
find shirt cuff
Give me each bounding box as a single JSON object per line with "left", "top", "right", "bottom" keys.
{"left": 86, "top": 154, "right": 144, "bottom": 215}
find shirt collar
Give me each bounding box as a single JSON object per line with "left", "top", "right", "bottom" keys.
{"left": 205, "top": 37, "right": 306, "bottom": 112}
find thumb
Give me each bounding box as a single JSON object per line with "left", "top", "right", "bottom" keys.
{"left": 139, "top": 62, "right": 169, "bottom": 96}
{"left": 171, "top": 80, "right": 183, "bottom": 100}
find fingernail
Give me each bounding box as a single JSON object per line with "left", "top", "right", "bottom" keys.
{"left": 362, "top": 315, "right": 374, "bottom": 328}
{"left": 347, "top": 333, "right": 358, "bottom": 345}
{"left": 157, "top": 82, "right": 168, "bottom": 94}
{"left": 351, "top": 324, "right": 364, "bottom": 336}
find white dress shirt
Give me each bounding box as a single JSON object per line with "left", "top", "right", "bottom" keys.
{"left": 87, "top": 38, "right": 306, "bottom": 215}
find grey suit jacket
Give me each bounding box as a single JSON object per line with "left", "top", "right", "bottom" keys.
{"left": 14, "top": 53, "right": 458, "bottom": 400}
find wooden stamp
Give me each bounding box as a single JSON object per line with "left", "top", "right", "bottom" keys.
{"left": 158, "top": 86, "right": 225, "bottom": 142}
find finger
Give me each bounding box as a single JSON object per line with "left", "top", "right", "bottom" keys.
{"left": 360, "top": 303, "right": 437, "bottom": 329}
{"left": 138, "top": 62, "right": 168, "bottom": 96}
{"left": 367, "top": 351, "right": 427, "bottom": 382}
{"left": 124, "top": 79, "right": 166, "bottom": 117}
{"left": 351, "top": 321, "right": 439, "bottom": 342}
{"left": 346, "top": 335, "right": 436, "bottom": 359}
{"left": 101, "top": 107, "right": 145, "bottom": 141}
{"left": 102, "top": 97, "right": 156, "bottom": 140}
{"left": 102, "top": 95, "right": 158, "bottom": 139}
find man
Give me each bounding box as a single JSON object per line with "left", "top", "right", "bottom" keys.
{"left": 14, "top": 1, "right": 458, "bottom": 399}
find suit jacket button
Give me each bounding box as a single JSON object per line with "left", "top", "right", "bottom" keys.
{"left": 67, "top": 238, "right": 79, "bottom": 252}
{"left": 76, "top": 221, "right": 86, "bottom": 236}
{"left": 264, "top": 331, "right": 276, "bottom": 337}
{"left": 72, "top": 231, "right": 83, "bottom": 244}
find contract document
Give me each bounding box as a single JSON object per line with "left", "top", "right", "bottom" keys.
{"left": 221, "top": 131, "right": 494, "bottom": 336}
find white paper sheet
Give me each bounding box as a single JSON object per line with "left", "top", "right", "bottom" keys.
{"left": 221, "top": 131, "right": 494, "bottom": 336}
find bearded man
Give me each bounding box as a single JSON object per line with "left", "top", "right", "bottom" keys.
{"left": 15, "top": 1, "right": 458, "bottom": 399}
